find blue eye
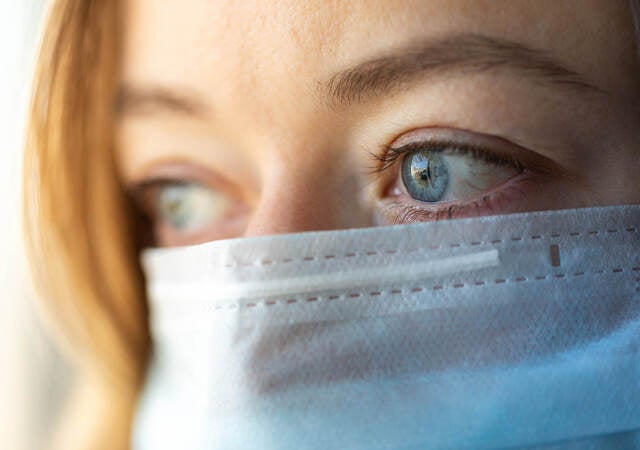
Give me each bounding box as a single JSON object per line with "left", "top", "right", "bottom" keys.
{"left": 401, "top": 150, "right": 450, "bottom": 202}
{"left": 157, "top": 182, "right": 228, "bottom": 231}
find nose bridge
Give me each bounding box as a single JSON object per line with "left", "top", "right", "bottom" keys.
{"left": 243, "top": 157, "right": 371, "bottom": 237}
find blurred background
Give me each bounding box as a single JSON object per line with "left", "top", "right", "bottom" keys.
{"left": 0, "top": 2, "right": 71, "bottom": 449}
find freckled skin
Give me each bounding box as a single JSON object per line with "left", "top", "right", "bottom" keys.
{"left": 118, "top": 0, "right": 640, "bottom": 245}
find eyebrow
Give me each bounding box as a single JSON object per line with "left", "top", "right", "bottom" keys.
{"left": 324, "top": 34, "right": 603, "bottom": 107}
{"left": 116, "top": 85, "right": 210, "bottom": 118}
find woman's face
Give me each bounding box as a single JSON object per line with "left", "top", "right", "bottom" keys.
{"left": 117, "top": 0, "right": 640, "bottom": 247}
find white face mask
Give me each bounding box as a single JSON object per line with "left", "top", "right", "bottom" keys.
{"left": 133, "top": 205, "right": 640, "bottom": 450}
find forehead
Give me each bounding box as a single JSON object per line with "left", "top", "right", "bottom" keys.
{"left": 121, "top": 0, "right": 638, "bottom": 114}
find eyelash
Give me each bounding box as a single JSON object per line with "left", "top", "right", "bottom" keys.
{"left": 370, "top": 139, "right": 523, "bottom": 174}
{"left": 381, "top": 182, "right": 531, "bottom": 222}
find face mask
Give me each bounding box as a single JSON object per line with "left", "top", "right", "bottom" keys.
{"left": 133, "top": 205, "right": 640, "bottom": 450}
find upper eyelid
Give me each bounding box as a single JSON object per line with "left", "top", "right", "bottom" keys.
{"left": 129, "top": 177, "right": 199, "bottom": 192}
{"left": 123, "top": 158, "right": 235, "bottom": 192}
{"left": 369, "top": 139, "right": 524, "bottom": 175}
{"left": 123, "top": 158, "right": 261, "bottom": 207}
{"left": 128, "top": 177, "right": 176, "bottom": 193}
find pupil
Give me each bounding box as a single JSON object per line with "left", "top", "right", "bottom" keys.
{"left": 400, "top": 149, "right": 450, "bottom": 203}
{"left": 419, "top": 165, "right": 431, "bottom": 183}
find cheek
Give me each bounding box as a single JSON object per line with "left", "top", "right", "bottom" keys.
{"left": 575, "top": 141, "right": 640, "bottom": 210}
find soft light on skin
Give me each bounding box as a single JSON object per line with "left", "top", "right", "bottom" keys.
{"left": 116, "top": 0, "right": 640, "bottom": 247}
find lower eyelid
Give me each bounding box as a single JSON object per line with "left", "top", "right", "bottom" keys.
{"left": 155, "top": 204, "right": 250, "bottom": 247}
{"left": 379, "top": 170, "right": 543, "bottom": 224}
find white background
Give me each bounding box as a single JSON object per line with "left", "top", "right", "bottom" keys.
{"left": 0, "top": 2, "right": 69, "bottom": 449}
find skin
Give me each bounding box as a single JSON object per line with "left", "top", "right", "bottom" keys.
{"left": 117, "top": 0, "right": 640, "bottom": 247}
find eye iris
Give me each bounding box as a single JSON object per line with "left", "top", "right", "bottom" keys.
{"left": 401, "top": 150, "right": 449, "bottom": 202}
{"left": 157, "top": 183, "right": 227, "bottom": 230}
{"left": 159, "top": 184, "right": 193, "bottom": 229}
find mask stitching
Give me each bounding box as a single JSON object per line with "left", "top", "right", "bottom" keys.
{"left": 219, "top": 227, "right": 638, "bottom": 269}
{"left": 207, "top": 266, "right": 634, "bottom": 310}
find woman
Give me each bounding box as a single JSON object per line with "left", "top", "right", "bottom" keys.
{"left": 24, "top": 1, "right": 640, "bottom": 449}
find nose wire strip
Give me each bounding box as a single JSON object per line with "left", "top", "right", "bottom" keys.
{"left": 205, "top": 249, "right": 500, "bottom": 301}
